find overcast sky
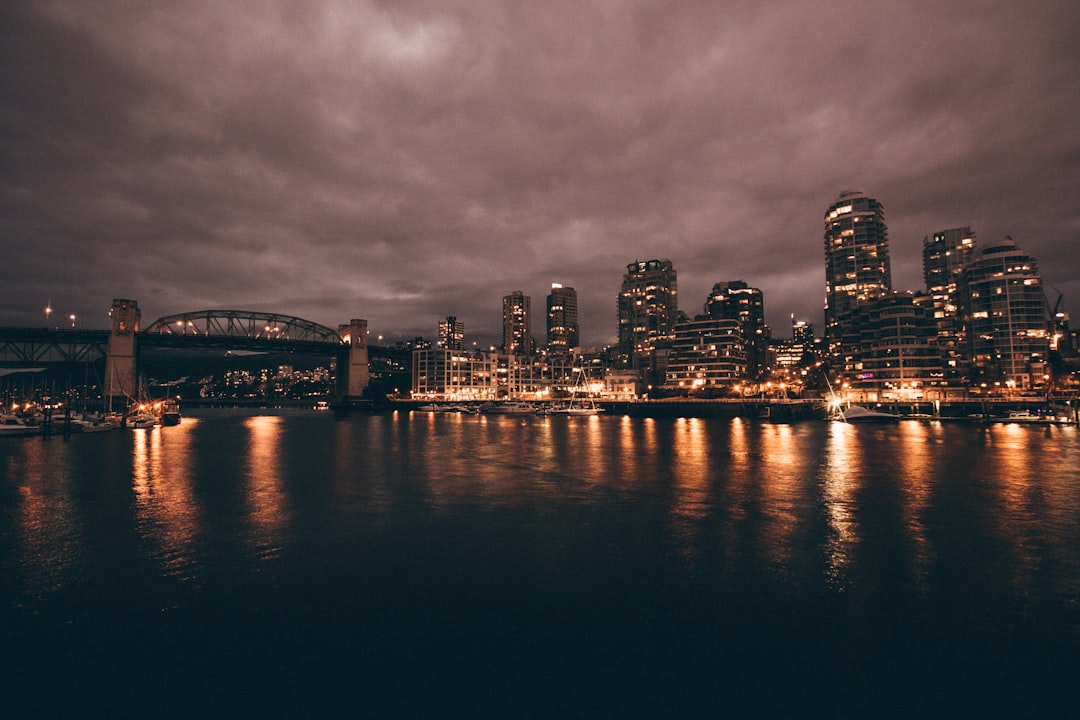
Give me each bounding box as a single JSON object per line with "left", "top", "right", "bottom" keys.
{"left": 2, "top": 1, "right": 1078, "bottom": 348}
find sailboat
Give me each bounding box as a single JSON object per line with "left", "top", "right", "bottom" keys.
{"left": 548, "top": 367, "right": 604, "bottom": 415}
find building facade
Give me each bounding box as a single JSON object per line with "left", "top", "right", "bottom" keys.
{"left": 824, "top": 190, "right": 892, "bottom": 357}
{"left": 923, "top": 227, "right": 976, "bottom": 382}
{"left": 964, "top": 236, "right": 1049, "bottom": 388}
{"left": 665, "top": 315, "right": 746, "bottom": 392}
{"left": 705, "top": 280, "right": 768, "bottom": 378}
{"left": 617, "top": 259, "right": 678, "bottom": 373}
{"left": 843, "top": 294, "right": 945, "bottom": 401}
{"left": 546, "top": 283, "right": 579, "bottom": 354}
{"left": 438, "top": 315, "right": 465, "bottom": 351}
{"left": 412, "top": 348, "right": 497, "bottom": 400}
{"left": 502, "top": 291, "right": 533, "bottom": 357}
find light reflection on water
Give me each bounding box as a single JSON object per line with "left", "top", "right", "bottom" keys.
{"left": 2, "top": 411, "right": 1080, "bottom": 715}
{"left": 243, "top": 415, "right": 289, "bottom": 562}
{"left": 132, "top": 421, "right": 203, "bottom": 581}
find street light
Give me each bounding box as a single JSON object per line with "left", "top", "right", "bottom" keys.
{"left": 45, "top": 303, "right": 52, "bottom": 327}
{"left": 70, "top": 314, "right": 76, "bottom": 328}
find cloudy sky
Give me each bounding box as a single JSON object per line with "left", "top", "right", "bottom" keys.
{"left": 2, "top": 0, "right": 1078, "bottom": 348}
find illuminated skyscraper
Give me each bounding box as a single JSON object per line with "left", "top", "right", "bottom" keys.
{"left": 823, "top": 190, "right": 892, "bottom": 356}
{"left": 617, "top": 259, "right": 678, "bottom": 372}
{"left": 502, "top": 291, "right": 533, "bottom": 356}
{"left": 705, "top": 280, "right": 768, "bottom": 378}
{"left": 923, "top": 227, "right": 976, "bottom": 379}
{"left": 438, "top": 316, "right": 465, "bottom": 351}
{"left": 546, "top": 283, "right": 578, "bottom": 354}
{"left": 964, "top": 236, "right": 1049, "bottom": 387}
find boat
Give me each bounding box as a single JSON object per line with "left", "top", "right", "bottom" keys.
{"left": 0, "top": 414, "right": 38, "bottom": 436}
{"left": 835, "top": 404, "right": 900, "bottom": 423}
{"left": 126, "top": 412, "right": 159, "bottom": 429}
{"left": 161, "top": 400, "right": 182, "bottom": 426}
{"left": 547, "top": 366, "right": 604, "bottom": 415}
{"left": 1002, "top": 409, "right": 1054, "bottom": 424}
{"left": 480, "top": 401, "right": 536, "bottom": 414}
{"left": 77, "top": 413, "right": 120, "bottom": 433}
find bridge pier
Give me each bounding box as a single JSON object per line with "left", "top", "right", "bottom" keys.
{"left": 336, "top": 319, "right": 370, "bottom": 403}
{"left": 104, "top": 298, "right": 140, "bottom": 410}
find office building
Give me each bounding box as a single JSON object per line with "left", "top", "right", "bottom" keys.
{"left": 823, "top": 190, "right": 892, "bottom": 356}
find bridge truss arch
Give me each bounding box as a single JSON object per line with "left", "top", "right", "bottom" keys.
{"left": 144, "top": 309, "right": 343, "bottom": 348}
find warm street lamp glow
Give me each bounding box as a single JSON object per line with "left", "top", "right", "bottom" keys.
{"left": 70, "top": 314, "right": 76, "bottom": 328}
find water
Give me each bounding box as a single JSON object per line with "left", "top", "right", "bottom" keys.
{"left": 3, "top": 410, "right": 1079, "bottom": 718}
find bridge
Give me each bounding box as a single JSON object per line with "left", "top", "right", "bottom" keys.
{"left": 0, "top": 299, "right": 379, "bottom": 407}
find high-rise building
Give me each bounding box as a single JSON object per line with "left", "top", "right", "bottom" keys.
{"left": 824, "top": 190, "right": 892, "bottom": 356}
{"left": 705, "top": 280, "right": 768, "bottom": 378}
{"left": 964, "top": 236, "right": 1049, "bottom": 387}
{"left": 438, "top": 316, "right": 465, "bottom": 351}
{"left": 546, "top": 283, "right": 578, "bottom": 354}
{"left": 666, "top": 315, "right": 746, "bottom": 391}
{"left": 923, "top": 227, "right": 976, "bottom": 381}
{"left": 773, "top": 317, "right": 816, "bottom": 370}
{"left": 844, "top": 294, "right": 944, "bottom": 401}
{"left": 502, "top": 291, "right": 533, "bottom": 357}
{"left": 617, "top": 259, "right": 678, "bottom": 372}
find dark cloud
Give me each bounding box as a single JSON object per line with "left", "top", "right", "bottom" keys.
{"left": 3, "top": 1, "right": 1078, "bottom": 348}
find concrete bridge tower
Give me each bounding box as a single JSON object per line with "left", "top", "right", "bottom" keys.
{"left": 336, "top": 319, "right": 370, "bottom": 402}
{"left": 105, "top": 298, "right": 140, "bottom": 408}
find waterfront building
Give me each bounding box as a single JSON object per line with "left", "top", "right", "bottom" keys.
{"left": 923, "top": 227, "right": 976, "bottom": 381}
{"left": 963, "top": 236, "right": 1049, "bottom": 388}
{"left": 412, "top": 348, "right": 497, "bottom": 400}
{"left": 499, "top": 352, "right": 576, "bottom": 399}
{"left": 438, "top": 316, "right": 465, "bottom": 351}
{"left": 665, "top": 315, "right": 746, "bottom": 392}
{"left": 842, "top": 294, "right": 945, "bottom": 402}
{"left": 546, "top": 284, "right": 579, "bottom": 354}
{"left": 705, "top": 281, "right": 768, "bottom": 378}
{"left": 502, "top": 291, "right": 533, "bottom": 357}
{"left": 823, "top": 190, "right": 892, "bottom": 358}
{"left": 773, "top": 317, "right": 816, "bottom": 370}
{"left": 617, "top": 259, "right": 678, "bottom": 375}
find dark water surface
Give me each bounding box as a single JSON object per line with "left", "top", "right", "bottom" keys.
{"left": 3, "top": 410, "right": 1079, "bottom": 717}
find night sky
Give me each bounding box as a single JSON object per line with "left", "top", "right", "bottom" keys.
{"left": 2, "top": 1, "right": 1078, "bottom": 348}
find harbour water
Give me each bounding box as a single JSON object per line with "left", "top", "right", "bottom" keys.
{"left": 3, "top": 410, "right": 1079, "bottom": 717}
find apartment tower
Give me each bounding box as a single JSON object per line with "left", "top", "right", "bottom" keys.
{"left": 546, "top": 283, "right": 579, "bottom": 354}
{"left": 823, "top": 190, "right": 892, "bottom": 357}
{"left": 617, "top": 259, "right": 678, "bottom": 372}
{"left": 502, "top": 291, "right": 533, "bottom": 357}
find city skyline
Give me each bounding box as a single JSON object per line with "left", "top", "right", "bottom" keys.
{"left": 2, "top": 1, "right": 1078, "bottom": 350}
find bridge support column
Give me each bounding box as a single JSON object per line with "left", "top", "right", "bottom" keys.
{"left": 336, "top": 319, "right": 370, "bottom": 402}
{"left": 104, "top": 299, "right": 141, "bottom": 410}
